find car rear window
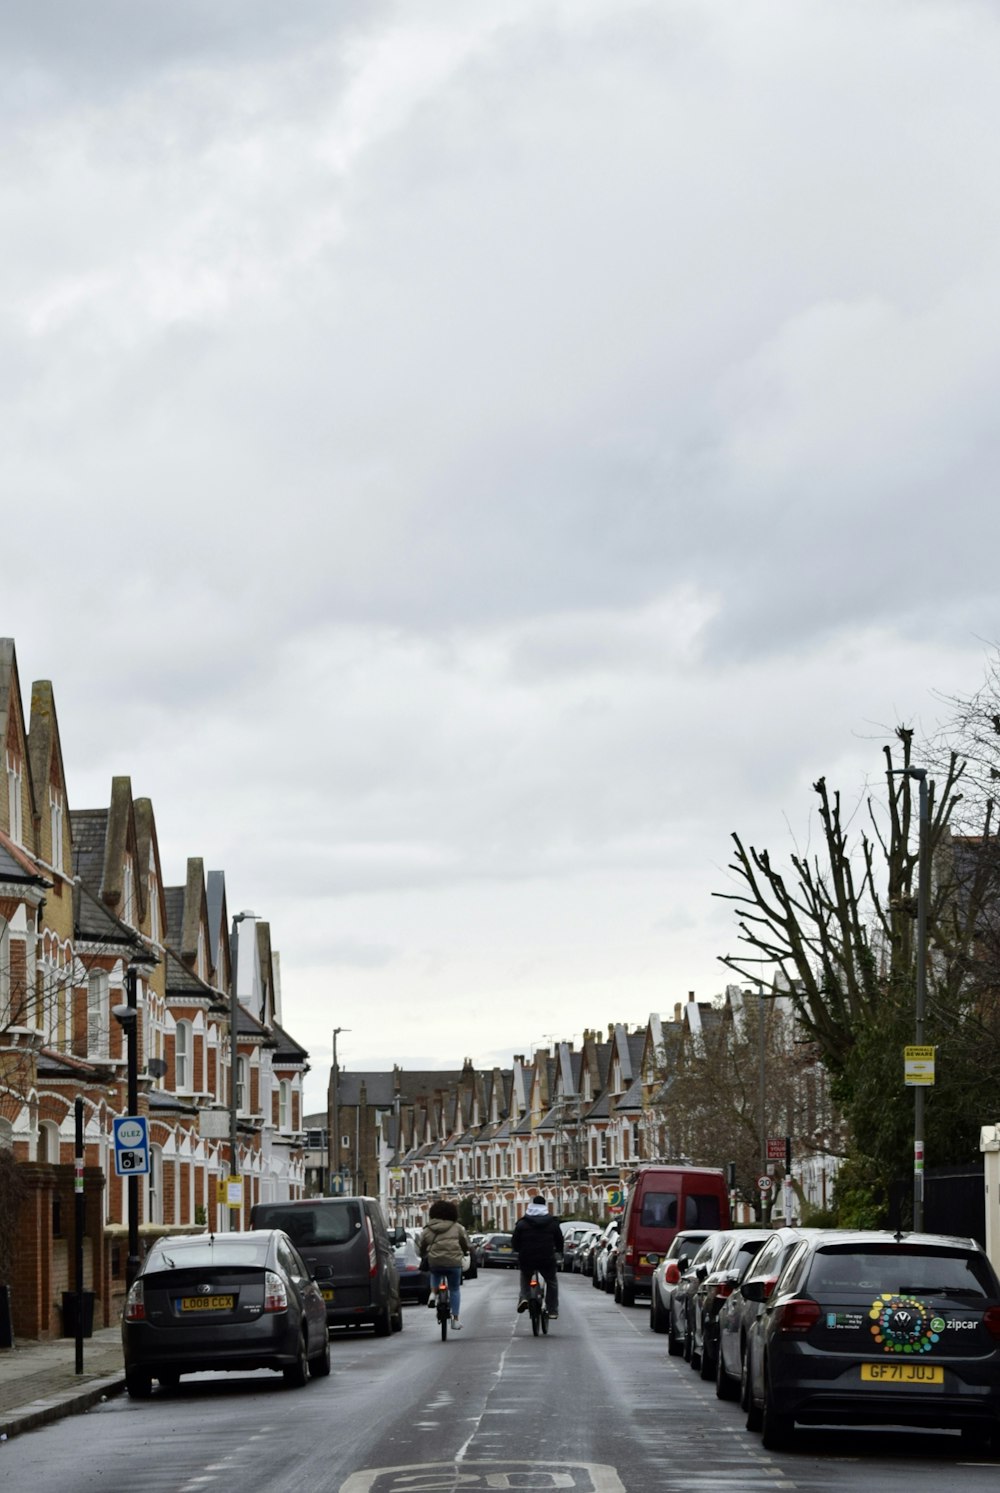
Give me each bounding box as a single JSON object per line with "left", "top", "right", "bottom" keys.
{"left": 150, "top": 1238, "right": 271, "bottom": 1270}
{"left": 686, "top": 1193, "right": 722, "bottom": 1228}
{"left": 254, "top": 1201, "right": 361, "bottom": 1247}
{"left": 640, "top": 1192, "right": 678, "bottom": 1227}
{"left": 806, "top": 1245, "right": 997, "bottom": 1297}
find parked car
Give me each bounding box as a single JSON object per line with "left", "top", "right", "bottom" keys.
{"left": 742, "top": 1230, "right": 1000, "bottom": 1450}
{"left": 392, "top": 1237, "right": 431, "bottom": 1303}
{"left": 593, "top": 1222, "right": 621, "bottom": 1293}
{"left": 688, "top": 1229, "right": 768, "bottom": 1381}
{"left": 668, "top": 1232, "right": 726, "bottom": 1358}
{"left": 716, "top": 1226, "right": 823, "bottom": 1400}
{"left": 579, "top": 1228, "right": 604, "bottom": 1278}
{"left": 480, "top": 1232, "right": 517, "bottom": 1268}
{"left": 649, "top": 1230, "right": 711, "bottom": 1335}
{"left": 615, "top": 1165, "right": 730, "bottom": 1306}
{"left": 562, "top": 1222, "right": 601, "bottom": 1273}
{"left": 249, "top": 1195, "right": 404, "bottom": 1336}
{"left": 121, "top": 1229, "right": 330, "bottom": 1398}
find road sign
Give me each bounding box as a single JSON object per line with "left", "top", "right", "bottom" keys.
{"left": 113, "top": 1114, "right": 150, "bottom": 1177}
{"left": 766, "top": 1138, "right": 785, "bottom": 1161}
{"left": 757, "top": 1175, "right": 773, "bottom": 1192}
{"left": 904, "top": 1045, "right": 936, "bottom": 1086}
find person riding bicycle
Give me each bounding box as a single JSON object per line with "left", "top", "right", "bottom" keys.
{"left": 513, "top": 1194, "right": 564, "bottom": 1320}
{"left": 418, "top": 1199, "right": 471, "bottom": 1331}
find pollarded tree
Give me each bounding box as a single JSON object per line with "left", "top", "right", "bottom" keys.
{"left": 715, "top": 727, "right": 1000, "bottom": 1221}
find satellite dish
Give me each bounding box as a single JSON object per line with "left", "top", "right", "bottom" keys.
{"left": 146, "top": 1058, "right": 168, "bottom": 1079}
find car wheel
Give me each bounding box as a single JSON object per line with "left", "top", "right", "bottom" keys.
{"left": 373, "top": 1299, "right": 393, "bottom": 1337}
{"left": 125, "top": 1366, "right": 153, "bottom": 1400}
{"left": 391, "top": 1298, "right": 404, "bottom": 1332}
{"left": 613, "top": 1274, "right": 622, "bottom": 1304}
{"left": 157, "top": 1371, "right": 179, "bottom": 1390}
{"left": 309, "top": 1332, "right": 332, "bottom": 1378}
{"left": 744, "top": 1347, "right": 762, "bottom": 1432}
{"left": 699, "top": 1336, "right": 715, "bottom": 1380}
{"left": 592, "top": 1268, "right": 602, "bottom": 1290}
{"left": 283, "top": 1331, "right": 310, "bottom": 1387}
{"left": 667, "top": 1309, "right": 683, "bottom": 1356}
{"left": 760, "top": 1367, "right": 794, "bottom": 1451}
{"left": 683, "top": 1316, "right": 693, "bottom": 1363}
{"left": 715, "top": 1340, "right": 738, "bottom": 1401}
{"left": 650, "top": 1291, "right": 668, "bottom": 1335}
{"left": 621, "top": 1282, "right": 636, "bottom": 1308}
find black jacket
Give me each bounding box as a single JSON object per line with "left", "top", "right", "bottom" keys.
{"left": 512, "top": 1212, "right": 564, "bottom": 1267}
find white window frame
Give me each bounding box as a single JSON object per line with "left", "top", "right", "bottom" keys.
{"left": 49, "top": 787, "right": 64, "bottom": 872}
{"left": 175, "top": 1019, "right": 191, "bottom": 1093}
{"left": 6, "top": 751, "right": 23, "bottom": 844}
{"left": 236, "top": 1056, "right": 249, "bottom": 1115}
{"left": 87, "top": 970, "right": 109, "bottom": 1058}
{"left": 278, "top": 1079, "right": 290, "bottom": 1131}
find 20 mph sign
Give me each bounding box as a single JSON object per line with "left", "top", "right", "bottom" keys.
{"left": 113, "top": 1115, "right": 150, "bottom": 1176}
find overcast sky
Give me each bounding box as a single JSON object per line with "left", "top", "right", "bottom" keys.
{"left": 5, "top": 1, "right": 999, "bottom": 1115}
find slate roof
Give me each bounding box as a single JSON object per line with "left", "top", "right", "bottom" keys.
{"left": 271, "top": 1021, "right": 309, "bottom": 1066}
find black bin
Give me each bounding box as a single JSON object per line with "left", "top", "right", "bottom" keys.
{"left": 62, "top": 1290, "right": 95, "bottom": 1338}
{"left": 0, "top": 1283, "right": 13, "bottom": 1348}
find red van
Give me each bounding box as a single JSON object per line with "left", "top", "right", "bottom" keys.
{"left": 616, "top": 1165, "right": 730, "bottom": 1306}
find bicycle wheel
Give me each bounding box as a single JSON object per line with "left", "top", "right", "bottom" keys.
{"left": 541, "top": 1309, "right": 549, "bottom": 1335}
{"left": 440, "top": 1309, "right": 448, "bottom": 1341}
{"left": 530, "top": 1300, "right": 541, "bottom": 1337}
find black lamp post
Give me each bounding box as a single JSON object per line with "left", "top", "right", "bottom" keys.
{"left": 113, "top": 950, "right": 157, "bottom": 1289}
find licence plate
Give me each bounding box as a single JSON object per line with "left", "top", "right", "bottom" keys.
{"left": 321, "top": 1289, "right": 335, "bottom": 1301}
{"left": 861, "top": 1362, "right": 944, "bottom": 1384}
{"left": 179, "top": 1295, "right": 234, "bottom": 1312}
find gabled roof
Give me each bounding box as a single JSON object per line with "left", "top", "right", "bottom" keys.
{"left": 0, "top": 827, "right": 48, "bottom": 887}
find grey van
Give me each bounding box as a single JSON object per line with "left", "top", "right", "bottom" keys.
{"left": 249, "top": 1196, "right": 404, "bottom": 1336}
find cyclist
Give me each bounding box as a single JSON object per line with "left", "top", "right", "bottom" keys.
{"left": 418, "top": 1199, "right": 471, "bottom": 1331}
{"left": 513, "top": 1194, "right": 564, "bottom": 1320}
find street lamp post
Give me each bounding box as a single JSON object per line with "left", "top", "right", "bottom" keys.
{"left": 112, "top": 952, "right": 156, "bottom": 1289}
{"left": 330, "top": 1027, "right": 350, "bottom": 1194}
{"left": 906, "top": 767, "right": 932, "bottom": 1231}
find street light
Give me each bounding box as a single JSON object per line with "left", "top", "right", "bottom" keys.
{"left": 112, "top": 948, "right": 158, "bottom": 1289}
{"left": 906, "top": 767, "right": 932, "bottom": 1231}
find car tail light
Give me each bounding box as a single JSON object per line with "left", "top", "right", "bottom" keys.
{"left": 664, "top": 1263, "right": 680, "bottom": 1285}
{"left": 983, "top": 1307, "right": 1000, "bottom": 1341}
{"left": 774, "top": 1298, "right": 820, "bottom": 1335}
{"left": 762, "top": 1275, "right": 779, "bottom": 1299}
{"left": 264, "top": 1271, "right": 289, "bottom": 1313}
{"left": 716, "top": 1282, "right": 734, "bottom": 1299}
{"left": 124, "top": 1280, "right": 145, "bottom": 1322}
{"left": 366, "top": 1216, "right": 377, "bottom": 1278}
{"left": 625, "top": 1246, "right": 635, "bottom": 1263}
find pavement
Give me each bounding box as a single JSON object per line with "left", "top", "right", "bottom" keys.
{"left": 0, "top": 1327, "right": 125, "bottom": 1440}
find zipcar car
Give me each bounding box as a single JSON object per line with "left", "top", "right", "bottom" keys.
{"left": 743, "top": 1231, "right": 1000, "bottom": 1450}
{"left": 649, "top": 1230, "right": 711, "bottom": 1335}
{"left": 122, "top": 1230, "right": 330, "bottom": 1398}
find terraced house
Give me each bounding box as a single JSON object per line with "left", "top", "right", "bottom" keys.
{"left": 0, "top": 639, "right": 309, "bottom": 1341}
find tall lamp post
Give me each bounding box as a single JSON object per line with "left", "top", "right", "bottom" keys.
{"left": 330, "top": 1026, "right": 350, "bottom": 1194}
{"left": 112, "top": 950, "right": 157, "bottom": 1289}
{"left": 906, "top": 767, "right": 932, "bottom": 1231}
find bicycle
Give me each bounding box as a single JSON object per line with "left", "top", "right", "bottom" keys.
{"left": 526, "top": 1269, "right": 549, "bottom": 1337}
{"left": 434, "top": 1275, "right": 452, "bottom": 1341}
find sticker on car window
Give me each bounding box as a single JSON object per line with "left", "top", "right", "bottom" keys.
{"left": 868, "top": 1295, "right": 939, "bottom": 1354}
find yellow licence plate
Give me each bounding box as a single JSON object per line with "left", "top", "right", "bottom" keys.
{"left": 861, "top": 1362, "right": 944, "bottom": 1384}
{"left": 321, "top": 1289, "right": 335, "bottom": 1301}
{"left": 180, "top": 1295, "right": 234, "bottom": 1312}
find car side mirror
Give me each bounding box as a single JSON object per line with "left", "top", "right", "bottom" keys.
{"left": 392, "top": 1227, "right": 407, "bottom": 1245}
{"left": 742, "top": 1279, "right": 765, "bottom": 1302}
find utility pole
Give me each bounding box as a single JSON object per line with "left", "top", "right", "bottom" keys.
{"left": 330, "top": 1027, "right": 350, "bottom": 1194}
{"left": 906, "top": 768, "right": 932, "bottom": 1231}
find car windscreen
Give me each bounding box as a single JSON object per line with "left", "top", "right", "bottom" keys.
{"left": 254, "top": 1201, "right": 361, "bottom": 1247}
{"left": 149, "top": 1238, "right": 271, "bottom": 1270}
{"left": 806, "top": 1245, "right": 997, "bottom": 1298}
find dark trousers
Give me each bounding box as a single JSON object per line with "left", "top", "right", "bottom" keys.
{"left": 519, "top": 1260, "right": 558, "bottom": 1313}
